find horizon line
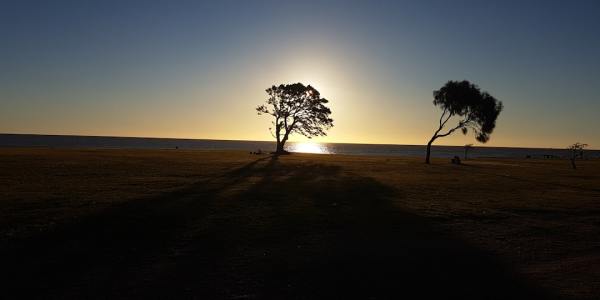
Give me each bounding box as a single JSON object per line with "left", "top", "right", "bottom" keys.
{"left": 0, "top": 132, "right": 595, "bottom": 151}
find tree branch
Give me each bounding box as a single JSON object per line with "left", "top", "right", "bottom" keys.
{"left": 439, "top": 108, "right": 448, "bottom": 127}
{"left": 430, "top": 109, "right": 452, "bottom": 141}
{"left": 436, "top": 116, "right": 472, "bottom": 138}
{"left": 441, "top": 111, "right": 452, "bottom": 128}
{"left": 436, "top": 124, "right": 462, "bottom": 138}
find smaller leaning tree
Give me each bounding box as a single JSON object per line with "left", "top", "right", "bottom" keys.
{"left": 568, "top": 142, "right": 588, "bottom": 169}
{"left": 257, "top": 83, "right": 333, "bottom": 154}
{"left": 426, "top": 80, "right": 503, "bottom": 164}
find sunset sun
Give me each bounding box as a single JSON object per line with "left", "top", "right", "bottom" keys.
{"left": 287, "top": 142, "right": 329, "bottom": 154}
{"left": 2, "top": 1, "right": 599, "bottom": 298}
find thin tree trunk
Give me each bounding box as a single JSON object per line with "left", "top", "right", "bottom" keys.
{"left": 425, "top": 137, "right": 435, "bottom": 164}
{"left": 426, "top": 109, "right": 449, "bottom": 164}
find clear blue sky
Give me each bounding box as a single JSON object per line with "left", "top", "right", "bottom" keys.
{"left": 1, "top": 0, "right": 599, "bottom": 148}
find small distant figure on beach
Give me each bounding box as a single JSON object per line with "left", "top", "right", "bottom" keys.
{"left": 451, "top": 156, "right": 461, "bottom": 165}
{"left": 250, "top": 149, "right": 263, "bottom": 155}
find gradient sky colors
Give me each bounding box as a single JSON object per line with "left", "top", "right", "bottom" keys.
{"left": 1, "top": 0, "right": 599, "bottom": 148}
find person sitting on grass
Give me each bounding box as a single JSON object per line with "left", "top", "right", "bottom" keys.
{"left": 250, "top": 149, "right": 263, "bottom": 155}
{"left": 451, "top": 156, "right": 461, "bottom": 164}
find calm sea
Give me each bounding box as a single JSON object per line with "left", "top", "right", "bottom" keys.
{"left": 1, "top": 134, "right": 597, "bottom": 159}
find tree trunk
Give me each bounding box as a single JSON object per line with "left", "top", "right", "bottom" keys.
{"left": 275, "top": 129, "right": 291, "bottom": 154}
{"left": 275, "top": 140, "right": 285, "bottom": 153}
{"left": 275, "top": 123, "right": 283, "bottom": 154}
{"left": 275, "top": 133, "right": 289, "bottom": 154}
{"left": 425, "top": 137, "right": 435, "bottom": 164}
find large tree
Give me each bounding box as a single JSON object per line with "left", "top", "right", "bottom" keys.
{"left": 257, "top": 83, "right": 333, "bottom": 154}
{"left": 426, "top": 80, "right": 503, "bottom": 164}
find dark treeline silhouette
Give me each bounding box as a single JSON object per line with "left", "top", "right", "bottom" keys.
{"left": 257, "top": 83, "right": 333, "bottom": 154}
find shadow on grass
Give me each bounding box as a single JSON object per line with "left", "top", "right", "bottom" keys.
{"left": 459, "top": 162, "right": 600, "bottom": 193}
{"left": 1, "top": 156, "right": 559, "bottom": 299}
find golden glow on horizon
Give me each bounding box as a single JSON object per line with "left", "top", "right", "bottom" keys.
{"left": 3, "top": 36, "right": 598, "bottom": 150}
{"left": 287, "top": 142, "right": 330, "bottom": 154}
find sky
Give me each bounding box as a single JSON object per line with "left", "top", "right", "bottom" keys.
{"left": 1, "top": 0, "right": 599, "bottom": 148}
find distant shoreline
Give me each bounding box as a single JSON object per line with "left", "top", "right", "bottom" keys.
{"left": 1, "top": 133, "right": 599, "bottom": 160}
{"left": 0, "top": 133, "right": 593, "bottom": 151}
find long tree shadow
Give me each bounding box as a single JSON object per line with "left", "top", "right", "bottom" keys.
{"left": 459, "top": 162, "right": 600, "bottom": 193}
{"left": 126, "top": 158, "right": 559, "bottom": 299}
{"left": 0, "top": 155, "right": 284, "bottom": 298}
{"left": 1, "top": 156, "right": 560, "bottom": 299}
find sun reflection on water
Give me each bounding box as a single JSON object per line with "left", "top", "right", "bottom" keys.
{"left": 287, "top": 142, "right": 330, "bottom": 154}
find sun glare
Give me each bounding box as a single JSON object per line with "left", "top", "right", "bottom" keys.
{"left": 288, "top": 142, "right": 329, "bottom": 154}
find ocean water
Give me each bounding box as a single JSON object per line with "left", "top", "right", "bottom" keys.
{"left": 1, "top": 134, "right": 597, "bottom": 159}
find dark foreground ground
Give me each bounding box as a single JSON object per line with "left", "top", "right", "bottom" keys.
{"left": 1, "top": 149, "right": 599, "bottom": 299}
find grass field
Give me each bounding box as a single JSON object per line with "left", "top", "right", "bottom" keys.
{"left": 1, "top": 148, "right": 599, "bottom": 299}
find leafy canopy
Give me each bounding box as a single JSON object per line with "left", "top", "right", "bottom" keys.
{"left": 433, "top": 80, "right": 503, "bottom": 143}
{"left": 568, "top": 142, "right": 588, "bottom": 158}
{"left": 257, "top": 83, "right": 333, "bottom": 139}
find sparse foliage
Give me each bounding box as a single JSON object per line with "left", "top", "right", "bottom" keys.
{"left": 568, "top": 142, "right": 588, "bottom": 169}
{"left": 426, "top": 80, "right": 503, "bottom": 164}
{"left": 257, "top": 83, "right": 333, "bottom": 154}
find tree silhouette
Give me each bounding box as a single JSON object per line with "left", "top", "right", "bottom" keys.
{"left": 257, "top": 83, "right": 333, "bottom": 154}
{"left": 426, "top": 81, "right": 503, "bottom": 164}
{"left": 567, "top": 142, "right": 588, "bottom": 169}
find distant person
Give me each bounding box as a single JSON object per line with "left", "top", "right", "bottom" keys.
{"left": 250, "top": 149, "right": 263, "bottom": 155}
{"left": 451, "top": 156, "right": 461, "bottom": 164}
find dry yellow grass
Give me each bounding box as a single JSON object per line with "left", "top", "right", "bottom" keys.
{"left": 1, "top": 148, "right": 599, "bottom": 299}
